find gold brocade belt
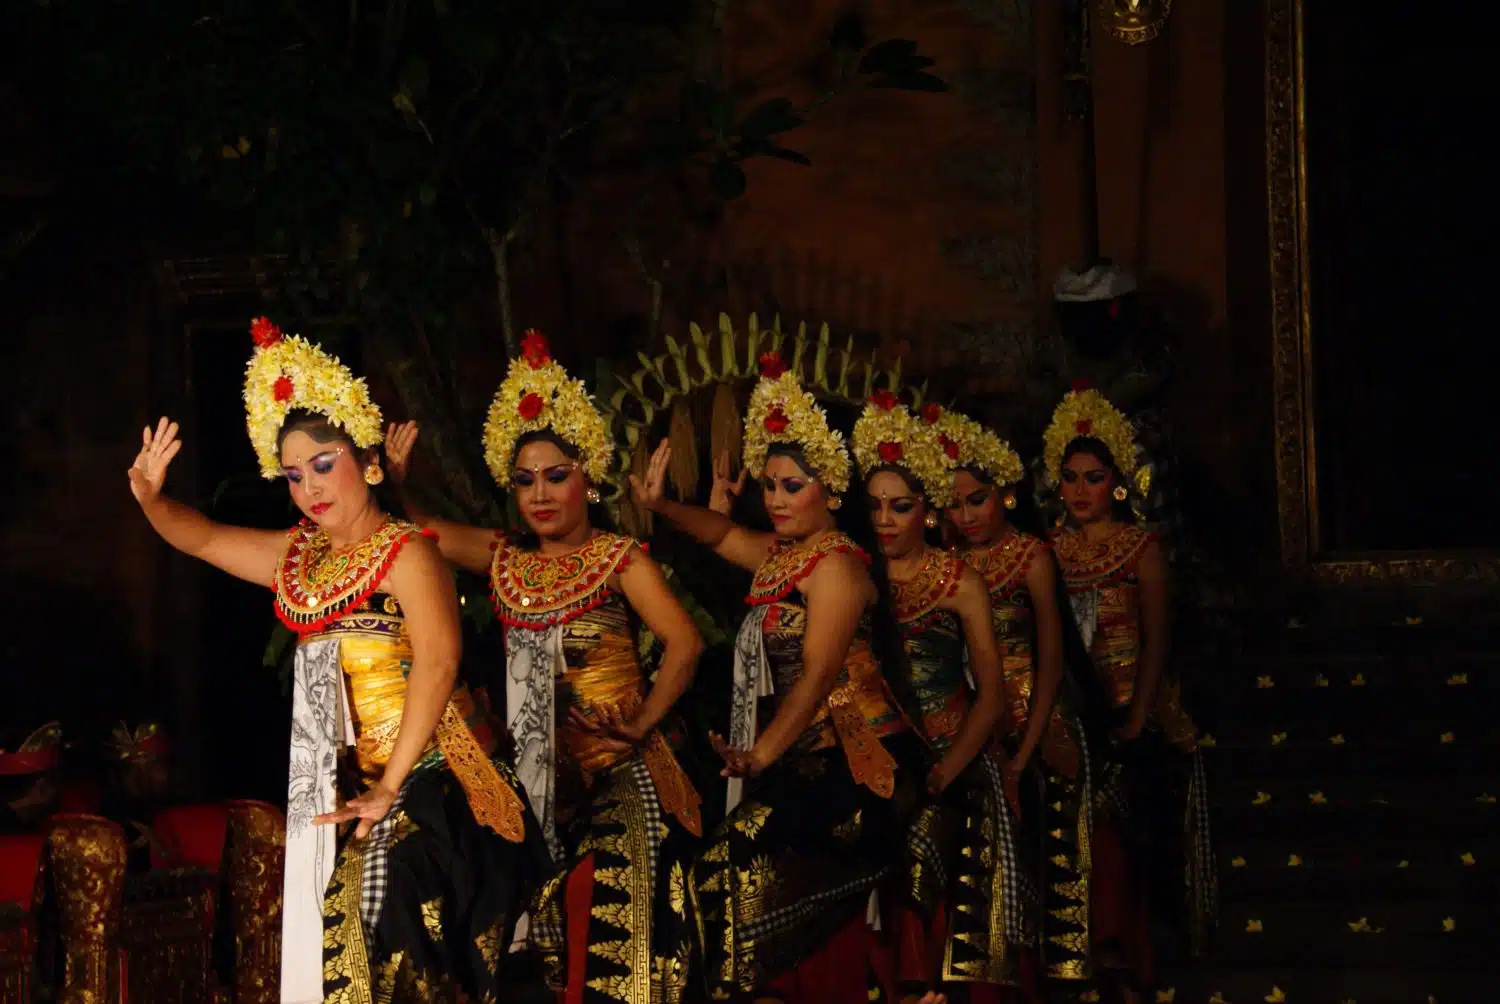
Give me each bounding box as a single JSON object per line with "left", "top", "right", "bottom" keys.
{"left": 354, "top": 691, "right": 526, "bottom": 844}
{"left": 921, "top": 689, "right": 971, "bottom": 747}
{"left": 825, "top": 650, "right": 902, "bottom": 799}
{"left": 559, "top": 639, "right": 703, "bottom": 837}
{"left": 999, "top": 652, "right": 1081, "bottom": 779}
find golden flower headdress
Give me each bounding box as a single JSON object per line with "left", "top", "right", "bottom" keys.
{"left": 853, "top": 392, "right": 956, "bottom": 508}
{"left": 742, "top": 352, "right": 851, "bottom": 493}
{"left": 932, "top": 407, "right": 1024, "bottom": 487}
{"left": 243, "top": 318, "right": 384, "bottom": 479}
{"left": 1042, "top": 380, "right": 1137, "bottom": 486}
{"left": 482, "top": 330, "right": 612, "bottom": 484}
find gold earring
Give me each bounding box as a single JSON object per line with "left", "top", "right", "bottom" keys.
{"left": 586, "top": 487, "right": 601, "bottom": 504}
{"left": 1112, "top": 485, "right": 1128, "bottom": 502}
{"left": 923, "top": 512, "right": 939, "bottom": 529}
{"left": 827, "top": 496, "right": 843, "bottom": 511}
{"left": 364, "top": 464, "right": 385, "bottom": 486}
{"left": 1003, "top": 492, "right": 1017, "bottom": 510}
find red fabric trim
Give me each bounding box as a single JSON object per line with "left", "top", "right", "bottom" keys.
{"left": 563, "top": 853, "right": 596, "bottom": 1004}
{"left": 0, "top": 749, "right": 58, "bottom": 775}
{"left": 745, "top": 541, "right": 867, "bottom": 606}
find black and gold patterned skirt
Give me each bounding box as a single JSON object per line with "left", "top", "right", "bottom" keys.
{"left": 689, "top": 733, "right": 925, "bottom": 999}
{"left": 529, "top": 755, "right": 700, "bottom": 1004}
{"left": 322, "top": 754, "right": 550, "bottom": 1002}
{"left": 899, "top": 751, "right": 1034, "bottom": 988}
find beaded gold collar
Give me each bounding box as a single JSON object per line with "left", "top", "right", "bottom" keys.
{"left": 490, "top": 532, "right": 635, "bottom": 629}
{"left": 275, "top": 518, "right": 422, "bottom": 633}
{"left": 1050, "top": 524, "right": 1154, "bottom": 590}
{"left": 962, "top": 530, "right": 1045, "bottom": 601}
{"left": 890, "top": 548, "right": 962, "bottom": 624}
{"left": 747, "top": 531, "right": 866, "bottom": 606}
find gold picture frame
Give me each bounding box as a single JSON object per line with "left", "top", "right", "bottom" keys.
{"left": 1265, "top": 0, "right": 1500, "bottom": 586}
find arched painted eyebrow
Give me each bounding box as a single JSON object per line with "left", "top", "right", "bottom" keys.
{"left": 281, "top": 448, "right": 342, "bottom": 471}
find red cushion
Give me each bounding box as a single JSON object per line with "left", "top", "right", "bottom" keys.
{"left": 152, "top": 804, "right": 230, "bottom": 871}
{"left": 0, "top": 834, "right": 45, "bottom": 907}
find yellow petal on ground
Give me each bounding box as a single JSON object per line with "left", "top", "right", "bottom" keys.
{"left": 1266, "top": 988, "right": 1287, "bottom": 1003}
{"left": 1253, "top": 791, "right": 1272, "bottom": 806}
{"left": 1350, "top": 673, "right": 1367, "bottom": 686}
{"left": 1231, "top": 856, "right": 1247, "bottom": 867}
{"left": 1460, "top": 852, "right": 1476, "bottom": 866}
{"left": 1257, "top": 675, "right": 1275, "bottom": 689}
{"left": 1447, "top": 673, "right": 1468, "bottom": 685}
{"left": 1246, "top": 918, "right": 1264, "bottom": 932}
{"left": 1288, "top": 854, "right": 1303, "bottom": 866}
{"left": 1440, "top": 732, "right": 1455, "bottom": 744}
{"left": 1314, "top": 673, "right": 1329, "bottom": 687}
{"left": 1308, "top": 791, "right": 1328, "bottom": 804}
{"left": 1442, "top": 917, "right": 1456, "bottom": 932}
{"left": 1271, "top": 732, "right": 1287, "bottom": 745}
{"left": 1330, "top": 734, "right": 1346, "bottom": 745}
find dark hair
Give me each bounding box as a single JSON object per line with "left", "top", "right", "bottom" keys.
{"left": 765, "top": 442, "right": 921, "bottom": 724}
{"left": 505, "top": 429, "right": 617, "bottom": 549}
{"left": 1060, "top": 436, "right": 1135, "bottom": 523}
{"left": 276, "top": 409, "right": 403, "bottom": 515}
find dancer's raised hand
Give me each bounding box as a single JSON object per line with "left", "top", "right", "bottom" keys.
{"left": 628, "top": 439, "right": 672, "bottom": 510}
{"left": 128, "top": 417, "right": 183, "bottom": 505}
{"left": 384, "top": 420, "right": 420, "bottom": 484}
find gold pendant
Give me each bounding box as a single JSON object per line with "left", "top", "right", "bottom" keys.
{"left": 1097, "top": 0, "right": 1173, "bottom": 46}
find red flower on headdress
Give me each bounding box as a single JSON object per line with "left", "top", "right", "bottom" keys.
{"left": 759, "top": 352, "right": 787, "bottom": 380}
{"left": 518, "top": 392, "right": 546, "bottom": 421}
{"left": 1071, "top": 379, "right": 1094, "bottom": 393}
{"left": 521, "top": 329, "right": 551, "bottom": 369}
{"left": 251, "top": 317, "right": 283, "bottom": 348}
{"left": 869, "top": 389, "right": 899, "bottom": 412}
{"left": 273, "top": 375, "right": 295, "bottom": 402}
{"left": 1075, "top": 419, "right": 1093, "bottom": 436}
{"left": 763, "top": 408, "right": 790, "bottom": 435}
{"left": 920, "top": 402, "right": 942, "bottom": 425}
{"left": 878, "top": 442, "right": 903, "bottom": 464}
{"left": 939, "top": 434, "right": 960, "bottom": 460}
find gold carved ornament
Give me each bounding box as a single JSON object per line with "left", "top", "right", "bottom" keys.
{"left": 891, "top": 549, "right": 964, "bottom": 624}
{"left": 595, "top": 313, "right": 926, "bottom": 508}
{"left": 489, "top": 532, "right": 635, "bottom": 629}
{"left": 1096, "top": 0, "right": 1173, "bottom": 46}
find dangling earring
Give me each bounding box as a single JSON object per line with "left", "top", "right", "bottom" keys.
{"left": 364, "top": 464, "right": 385, "bottom": 486}
{"left": 1003, "top": 492, "right": 1017, "bottom": 510}
{"left": 586, "top": 487, "right": 601, "bottom": 504}
{"left": 1112, "top": 485, "right": 1128, "bottom": 502}
{"left": 827, "top": 496, "right": 843, "bottom": 511}
{"left": 923, "top": 511, "right": 939, "bottom": 529}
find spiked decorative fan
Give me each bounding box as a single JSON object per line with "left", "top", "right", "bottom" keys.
{"left": 597, "top": 312, "right": 927, "bottom": 508}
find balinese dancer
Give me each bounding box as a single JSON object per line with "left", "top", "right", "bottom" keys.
{"left": 386, "top": 330, "right": 706, "bottom": 1004}
{"left": 939, "top": 407, "right": 1098, "bottom": 987}
{"left": 635, "top": 352, "right": 926, "bottom": 1003}
{"left": 852, "top": 395, "right": 1026, "bottom": 1004}
{"left": 128, "top": 318, "right": 547, "bottom": 1003}
{"left": 1041, "top": 384, "right": 1214, "bottom": 1002}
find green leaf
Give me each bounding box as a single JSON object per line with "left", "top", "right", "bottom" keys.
{"left": 869, "top": 70, "right": 948, "bottom": 93}
{"left": 737, "top": 97, "right": 803, "bottom": 138}
{"left": 708, "top": 158, "right": 747, "bottom": 200}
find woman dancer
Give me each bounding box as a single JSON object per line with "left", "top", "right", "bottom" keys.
{"left": 129, "top": 318, "right": 546, "bottom": 1002}
{"left": 851, "top": 394, "right": 1029, "bottom": 1004}
{"left": 386, "top": 330, "right": 705, "bottom": 1004}
{"left": 939, "top": 407, "right": 1097, "bottom": 988}
{"left": 635, "top": 352, "right": 926, "bottom": 1003}
{"left": 1041, "top": 383, "right": 1213, "bottom": 1002}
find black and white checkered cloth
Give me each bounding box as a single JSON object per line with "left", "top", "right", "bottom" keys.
{"left": 359, "top": 783, "right": 410, "bottom": 935}
{"left": 975, "top": 753, "right": 1031, "bottom": 942}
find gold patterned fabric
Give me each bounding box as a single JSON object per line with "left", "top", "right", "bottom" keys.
{"left": 1050, "top": 524, "right": 1216, "bottom": 955}
{"left": 689, "top": 543, "right": 923, "bottom": 997}
{"left": 892, "top": 550, "right": 1031, "bottom": 989}
{"left": 963, "top": 532, "right": 1095, "bottom": 982}
{"left": 492, "top": 534, "right": 702, "bottom": 1004}
{"left": 299, "top": 588, "right": 550, "bottom": 1003}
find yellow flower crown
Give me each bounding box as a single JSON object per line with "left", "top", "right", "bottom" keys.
{"left": 1042, "top": 382, "right": 1137, "bottom": 486}
{"left": 742, "top": 353, "right": 851, "bottom": 493}
{"left": 853, "top": 392, "right": 956, "bottom": 508}
{"left": 243, "top": 318, "right": 384, "bottom": 479}
{"left": 482, "top": 330, "right": 613, "bottom": 484}
{"left": 933, "top": 408, "right": 1024, "bottom": 487}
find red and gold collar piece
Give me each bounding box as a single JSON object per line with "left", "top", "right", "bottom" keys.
{"left": 274, "top": 519, "right": 424, "bottom": 633}
{"left": 490, "top": 532, "right": 635, "bottom": 629}
{"left": 747, "top": 531, "right": 867, "bottom": 606}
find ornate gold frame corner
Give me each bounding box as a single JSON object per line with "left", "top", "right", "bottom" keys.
{"left": 1265, "top": 0, "right": 1500, "bottom": 587}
